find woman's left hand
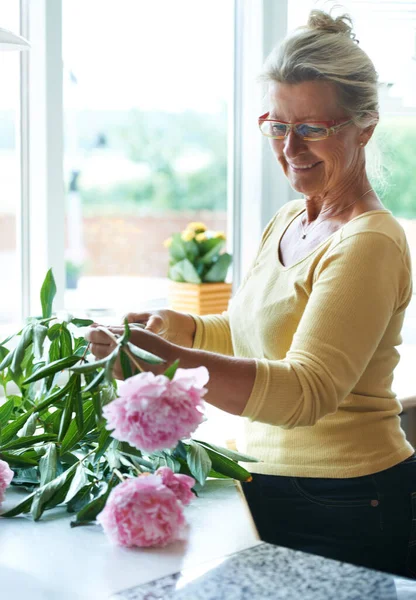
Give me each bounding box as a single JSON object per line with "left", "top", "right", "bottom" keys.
{"left": 85, "top": 325, "right": 177, "bottom": 379}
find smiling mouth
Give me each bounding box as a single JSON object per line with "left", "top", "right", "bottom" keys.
{"left": 288, "top": 161, "right": 322, "bottom": 172}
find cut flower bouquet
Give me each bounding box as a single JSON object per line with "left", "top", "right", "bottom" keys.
{"left": 0, "top": 271, "right": 255, "bottom": 548}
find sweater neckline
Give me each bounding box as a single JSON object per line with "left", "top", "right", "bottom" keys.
{"left": 277, "top": 207, "right": 392, "bottom": 270}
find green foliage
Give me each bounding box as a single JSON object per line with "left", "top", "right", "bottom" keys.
{"left": 80, "top": 108, "right": 227, "bottom": 213}
{"left": 373, "top": 117, "right": 416, "bottom": 219}
{"left": 166, "top": 224, "right": 232, "bottom": 283}
{"left": 0, "top": 270, "right": 255, "bottom": 524}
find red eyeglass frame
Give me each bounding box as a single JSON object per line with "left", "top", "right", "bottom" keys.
{"left": 258, "top": 112, "right": 352, "bottom": 140}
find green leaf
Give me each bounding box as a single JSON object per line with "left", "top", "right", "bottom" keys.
{"left": 42, "top": 409, "right": 63, "bottom": 435}
{"left": 64, "top": 463, "right": 89, "bottom": 504}
{"left": 11, "top": 326, "right": 33, "bottom": 375}
{"left": 184, "top": 239, "right": 200, "bottom": 262}
{"left": 0, "top": 398, "right": 14, "bottom": 427}
{"left": 0, "top": 451, "right": 38, "bottom": 467}
{"left": 0, "top": 434, "right": 55, "bottom": 452}
{"left": 164, "top": 359, "right": 180, "bottom": 380}
{"left": 169, "top": 258, "right": 201, "bottom": 283}
{"left": 192, "top": 440, "right": 259, "bottom": 463}
{"left": 186, "top": 441, "right": 212, "bottom": 485}
{"left": 74, "top": 375, "right": 84, "bottom": 431}
{"left": 1, "top": 490, "right": 36, "bottom": 517}
{"left": 91, "top": 389, "right": 103, "bottom": 420}
{"left": 60, "top": 401, "right": 96, "bottom": 455}
{"left": 95, "top": 426, "right": 113, "bottom": 462}
{"left": 47, "top": 323, "right": 62, "bottom": 341}
{"left": 119, "top": 350, "right": 133, "bottom": 379}
{"left": 0, "top": 332, "right": 17, "bottom": 346}
{"left": 0, "top": 346, "right": 13, "bottom": 371}
{"left": 31, "top": 467, "right": 76, "bottom": 521}
{"left": 119, "top": 318, "right": 132, "bottom": 344}
{"left": 126, "top": 342, "right": 165, "bottom": 365}
{"left": 74, "top": 339, "right": 89, "bottom": 356}
{"left": 40, "top": 269, "right": 57, "bottom": 318}
{"left": 58, "top": 375, "right": 81, "bottom": 442}
{"left": 194, "top": 443, "right": 253, "bottom": 482}
{"left": 70, "top": 356, "right": 111, "bottom": 374}
{"left": 169, "top": 234, "right": 188, "bottom": 262}
{"left": 104, "top": 348, "right": 119, "bottom": 382}
{"left": 70, "top": 318, "right": 94, "bottom": 328}
{"left": 199, "top": 237, "right": 225, "bottom": 264}
{"left": 22, "top": 355, "right": 81, "bottom": 385}
{"left": 11, "top": 467, "right": 39, "bottom": 487}
{"left": 0, "top": 409, "right": 35, "bottom": 445}
{"left": 60, "top": 326, "right": 73, "bottom": 357}
{"left": 39, "top": 443, "right": 58, "bottom": 486}
{"left": 42, "top": 471, "right": 76, "bottom": 512}
{"left": 83, "top": 369, "right": 105, "bottom": 393}
{"left": 48, "top": 338, "right": 61, "bottom": 365}
{"left": 203, "top": 253, "right": 232, "bottom": 283}
{"left": 17, "top": 412, "right": 38, "bottom": 438}
{"left": 70, "top": 478, "right": 117, "bottom": 527}
{"left": 67, "top": 485, "right": 92, "bottom": 513}
{"left": 33, "top": 324, "right": 48, "bottom": 360}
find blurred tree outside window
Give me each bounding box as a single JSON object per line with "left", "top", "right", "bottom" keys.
{"left": 62, "top": 0, "right": 232, "bottom": 319}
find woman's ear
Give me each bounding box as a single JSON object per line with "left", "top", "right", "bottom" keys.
{"left": 359, "top": 113, "right": 379, "bottom": 146}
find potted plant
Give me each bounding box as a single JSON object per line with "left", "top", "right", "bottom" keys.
{"left": 164, "top": 222, "right": 232, "bottom": 315}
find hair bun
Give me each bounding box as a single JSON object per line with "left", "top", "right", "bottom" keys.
{"left": 307, "top": 9, "right": 357, "bottom": 41}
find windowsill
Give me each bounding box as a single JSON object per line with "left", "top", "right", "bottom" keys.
{"left": 64, "top": 275, "right": 170, "bottom": 321}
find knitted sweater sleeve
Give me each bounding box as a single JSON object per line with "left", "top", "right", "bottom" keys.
{"left": 191, "top": 214, "right": 279, "bottom": 357}
{"left": 241, "top": 232, "right": 412, "bottom": 428}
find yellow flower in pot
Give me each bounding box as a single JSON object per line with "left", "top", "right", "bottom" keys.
{"left": 165, "top": 223, "right": 232, "bottom": 315}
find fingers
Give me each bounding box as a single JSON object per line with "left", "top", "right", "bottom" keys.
{"left": 145, "top": 315, "right": 164, "bottom": 334}
{"left": 89, "top": 342, "right": 112, "bottom": 359}
{"left": 123, "top": 312, "right": 151, "bottom": 325}
{"left": 85, "top": 327, "right": 122, "bottom": 345}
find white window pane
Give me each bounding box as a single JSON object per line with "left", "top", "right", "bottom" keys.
{"left": 62, "top": 0, "right": 233, "bottom": 320}
{"left": 0, "top": 2, "right": 21, "bottom": 331}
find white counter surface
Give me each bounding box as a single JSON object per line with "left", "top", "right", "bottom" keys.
{"left": 0, "top": 480, "right": 259, "bottom": 600}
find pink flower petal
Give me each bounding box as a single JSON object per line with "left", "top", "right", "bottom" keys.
{"left": 97, "top": 475, "right": 187, "bottom": 547}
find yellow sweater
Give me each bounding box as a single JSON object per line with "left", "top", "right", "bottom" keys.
{"left": 193, "top": 200, "right": 415, "bottom": 478}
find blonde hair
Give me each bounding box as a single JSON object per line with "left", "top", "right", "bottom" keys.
{"left": 260, "top": 9, "right": 379, "bottom": 128}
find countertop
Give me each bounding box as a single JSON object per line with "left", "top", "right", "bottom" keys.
{"left": 2, "top": 479, "right": 416, "bottom": 600}
{"left": 113, "top": 542, "right": 416, "bottom": 600}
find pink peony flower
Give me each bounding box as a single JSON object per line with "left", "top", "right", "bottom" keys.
{"left": 97, "top": 474, "right": 186, "bottom": 547}
{"left": 155, "top": 467, "right": 195, "bottom": 506}
{"left": 103, "top": 366, "right": 208, "bottom": 452}
{"left": 0, "top": 459, "right": 14, "bottom": 506}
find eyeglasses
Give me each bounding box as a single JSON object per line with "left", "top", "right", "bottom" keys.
{"left": 258, "top": 112, "right": 352, "bottom": 141}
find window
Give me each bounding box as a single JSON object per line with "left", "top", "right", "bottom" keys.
{"left": 62, "top": 0, "right": 233, "bottom": 321}
{"left": 0, "top": 2, "right": 21, "bottom": 332}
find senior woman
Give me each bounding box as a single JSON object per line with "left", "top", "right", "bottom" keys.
{"left": 87, "top": 11, "right": 416, "bottom": 577}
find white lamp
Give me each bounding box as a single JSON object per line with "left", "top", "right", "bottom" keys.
{"left": 0, "top": 26, "right": 30, "bottom": 51}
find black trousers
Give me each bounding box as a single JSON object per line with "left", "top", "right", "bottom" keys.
{"left": 241, "top": 454, "right": 416, "bottom": 578}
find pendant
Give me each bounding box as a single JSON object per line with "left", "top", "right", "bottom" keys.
{"left": 301, "top": 234, "right": 306, "bottom": 239}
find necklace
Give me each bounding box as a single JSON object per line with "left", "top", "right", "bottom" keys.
{"left": 299, "top": 188, "right": 374, "bottom": 240}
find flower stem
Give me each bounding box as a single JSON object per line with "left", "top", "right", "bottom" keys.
{"left": 113, "top": 468, "right": 125, "bottom": 482}
{"left": 96, "top": 326, "right": 143, "bottom": 374}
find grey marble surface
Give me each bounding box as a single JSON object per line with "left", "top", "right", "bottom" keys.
{"left": 110, "top": 542, "right": 416, "bottom": 600}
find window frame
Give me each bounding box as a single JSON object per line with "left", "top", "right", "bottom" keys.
{"left": 17, "top": 0, "right": 293, "bottom": 318}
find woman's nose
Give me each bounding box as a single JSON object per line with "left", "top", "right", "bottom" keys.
{"left": 283, "top": 129, "right": 308, "bottom": 159}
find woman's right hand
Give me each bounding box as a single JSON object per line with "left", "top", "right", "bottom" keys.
{"left": 123, "top": 309, "right": 197, "bottom": 349}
